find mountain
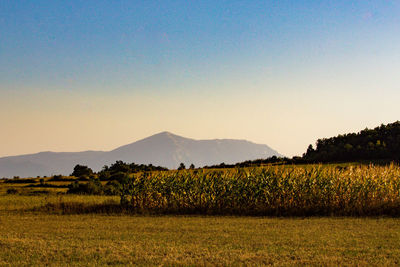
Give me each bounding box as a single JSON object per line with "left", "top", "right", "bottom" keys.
{"left": 0, "top": 132, "right": 281, "bottom": 177}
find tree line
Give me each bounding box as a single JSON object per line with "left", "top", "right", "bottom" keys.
{"left": 303, "top": 121, "right": 400, "bottom": 163}
{"left": 204, "top": 121, "right": 400, "bottom": 167}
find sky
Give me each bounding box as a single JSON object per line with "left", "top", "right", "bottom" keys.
{"left": 1, "top": 0, "right": 400, "bottom": 157}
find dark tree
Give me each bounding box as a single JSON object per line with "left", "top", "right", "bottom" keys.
{"left": 109, "top": 161, "right": 131, "bottom": 174}
{"left": 178, "top": 163, "right": 186, "bottom": 170}
{"left": 71, "top": 164, "right": 93, "bottom": 178}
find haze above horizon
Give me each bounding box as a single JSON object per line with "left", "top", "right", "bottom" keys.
{"left": 1, "top": 1, "right": 400, "bottom": 157}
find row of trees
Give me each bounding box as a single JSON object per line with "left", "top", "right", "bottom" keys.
{"left": 70, "top": 161, "right": 168, "bottom": 181}
{"left": 68, "top": 161, "right": 192, "bottom": 195}
{"left": 203, "top": 121, "right": 400, "bottom": 166}
{"left": 71, "top": 161, "right": 199, "bottom": 180}
{"left": 303, "top": 121, "right": 400, "bottom": 163}
{"left": 203, "top": 156, "right": 292, "bottom": 169}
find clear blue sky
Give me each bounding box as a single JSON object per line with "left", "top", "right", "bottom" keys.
{"left": 1, "top": 0, "right": 400, "bottom": 157}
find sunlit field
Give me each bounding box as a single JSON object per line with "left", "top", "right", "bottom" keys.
{"left": 1, "top": 213, "right": 399, "bottom": 266}
{"left": 0, "top": 194, "right": 399, "bottom": 266}
{"left": 0, "top": 164, "right": 400, "bottom": 265}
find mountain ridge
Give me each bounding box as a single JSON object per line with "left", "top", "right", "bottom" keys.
{"left": 0, "top": 132, "right": 281, "bottom": 177}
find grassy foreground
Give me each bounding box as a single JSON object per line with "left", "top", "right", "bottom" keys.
{"left": 1, "top": 214, "right": 400, "bottom": 266}
{"left": 0, "top": 195, "right": 400, "bottom": 266}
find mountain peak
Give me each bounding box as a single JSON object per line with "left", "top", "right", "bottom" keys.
{"left": 154, "top": 131, "right": 175, "bottom": 137}
{"left": 0, "top": 132, "right": 282, "bottom": 177}
{"left": 147, "top": 131, "right": 187, "bottom": 141}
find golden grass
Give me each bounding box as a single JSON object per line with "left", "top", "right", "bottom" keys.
{"left": 0, "top": 194, "right": 118, "bottom": 213}
{"left": 0, "top": 194, "right": 399, "bottom": 266}
{"left": 0, "top": 213, "right": 399, "bottom": 266}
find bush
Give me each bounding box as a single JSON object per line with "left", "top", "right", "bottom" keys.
{"left": 178, "top": 163, "right": 186, "bottom": 170}
{"left": 98, "top": 171, "right": 111, "bottom": 181}
{"left": 6, "top": 188, "right": 18, "bottom": 194}
{"left": 104, "top": 180, "right": 122, "bottom": 195}
{"left": 51, "top": 175, "right": 63, "bottom": 180}
{"left": 67, "top": 178, "right": 104, "bottom": 195}
{"left": 109, "top": 171, "right": 126, "bottom": 181}
{"left": 71, "top": 164, "right": 93, "bottom": 178}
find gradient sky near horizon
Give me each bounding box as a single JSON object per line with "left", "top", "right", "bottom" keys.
{"left": 1, "top": 0, "right": 400, "bottom": 157}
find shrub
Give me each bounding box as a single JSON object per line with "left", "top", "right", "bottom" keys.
{"left": 71, "top": 164, "right": 93, "bottom": 178}
{"left": 67, "top": 178, "right": 104, "bottom": 195}
{"left": 109, "top": 171, "right": 126, "bottom": 181}
{"left": 6, "top": 188, "right": 18, "bottom": 194}
{"left": 51, "top": 175, "right": 63, "bottom": 180}
{"left": 178, "top": 163, "right": 186, "bottom": 170}
{"left": 104, "top": 180, "right": 122, "bottom": 195}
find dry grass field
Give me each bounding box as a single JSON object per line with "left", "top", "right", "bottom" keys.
{"left": 1, "top": 164, "right": 400, "bottom": 266}
{"left": 0, "top": 194, "right": 399, "bottom": 266}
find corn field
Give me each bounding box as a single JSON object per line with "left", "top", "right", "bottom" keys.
{"left": 116, "top": 164, "right": 400, "bottom": 216}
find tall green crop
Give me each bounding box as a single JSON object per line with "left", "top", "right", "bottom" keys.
{"left": 116, "top": 165, "right": 400, "bottom": 216}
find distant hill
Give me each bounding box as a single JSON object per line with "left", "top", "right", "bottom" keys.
{"left": 0, "top": 132, "right": 281, "bottom": 177}
{"left": 303, "top": 121, "right": 400, "bottom": 163}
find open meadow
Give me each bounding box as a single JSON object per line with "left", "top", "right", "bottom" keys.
{"left": 0, "top": 195, "right": 399, "bottom": 266}
{"left": 1, "top": 165, "right": 400, "bottom": 265}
